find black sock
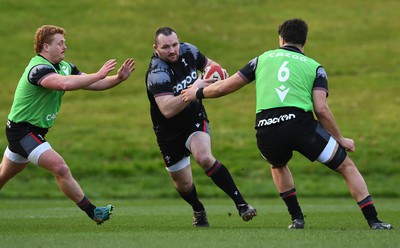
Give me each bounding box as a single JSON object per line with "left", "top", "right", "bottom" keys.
{"left": 357, "top": 195, "right": 379, "bottom": 225}
{"left": 77, "top": 196, "right": 96, "bottom": 219}
{"left": 280, "top": 188, "right": 303, "bottom": 220}
{"left": 205, "top": 160, "right": 246, "bottom": 207}
{"left": 177, "top": 184, "right": 205, "bottom": 212}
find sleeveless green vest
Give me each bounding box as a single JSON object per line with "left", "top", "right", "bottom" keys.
{"left": 255, "top": 48, "right": 320, "bottom": 113}
{"left": 8, "top": 55, "right": 72, "bottom": 128}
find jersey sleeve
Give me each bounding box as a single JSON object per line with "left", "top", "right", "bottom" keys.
{"left": 196, "top": 50, "right": 207, "bottom": 71}
{"left": 183, "top": 43, "right": 207, "bottom": 71}
{"left": 238, "top": 57, "right": 258, "bottom": 83}
{"left": 68, "top": 62, "right": 81, "bottom": 75}
{"left": 313, "top": 66, "right": 329, "bottom": 97}
{"left": 147, "top": 68, "right": 174, "bottom": 97}
{"left": 28, "top": 64, "right": 56, "bottom": 86}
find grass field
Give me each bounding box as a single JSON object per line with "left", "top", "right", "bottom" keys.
{"left": 0, "top": 1, "right": 399, "bottom": 247}
{"left": 0, "top": 0, "right": 399, "bottom": 198}
{"left": 0, "top": 198, "right": 398, "bottom": 248}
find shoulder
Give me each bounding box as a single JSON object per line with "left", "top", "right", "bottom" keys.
{"left": 258, "top": 48, "right": 285, "bottom": 60}
{"left": 27, "top": 56, "right": 55, "bottom": 76}
{"left": 302, "top": 53, "right": 320, "bottom": 67}
{"left": 147, "top": 57, "right": 171, "bottom": 85}
{"left": 60, "top": 61, "right": 81, "bottom": 75}
{"left": 180, "top": 42, "right": 200, "bottom": 56}
{"left": 148, "top": 55, "right": 170, "bottom": 74}
{"left": 316, "top": 66, "right": 327, "bottom": 77}
{"left": 28, "top": 64, "right": 56, "bottom": 86}
{"left": 181, "top": 42, "right": 198, "bottom": 51}
{"left": 148, "top": 68, "right": 170, "bottom": 83}
{"left": 61, "top": 61, "right": 76, "bottom": 69}
{"left": 241, "top": 55, "right": 260, "bottom": 72}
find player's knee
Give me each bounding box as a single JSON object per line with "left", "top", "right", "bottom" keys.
{"left": 175, "top": 180, "right": 193, "bottom": 193}
{"left": 270, "top": 162, "right": 287, "bottom": 168}
{"left": 51, "top": 163, "right": 71, "bottom": 178}
{"left": 195, "top": 155, "right": 213, "bottom": 169}
{"left": 324, "top": 145, "right": 347, "bottom": 170}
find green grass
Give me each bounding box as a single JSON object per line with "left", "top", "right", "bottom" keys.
{"left": 0, "top": 0, "right": 399, "bottom": 198}
{"left": 1, "top": 1, "right": 398, "bottom": 246}
{"left": 0, "top": 198, "right": 398, "bottom": 248}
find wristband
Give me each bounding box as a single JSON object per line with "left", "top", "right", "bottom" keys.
{"left": 196, "top": 88, "right": 205, "bottom": 99}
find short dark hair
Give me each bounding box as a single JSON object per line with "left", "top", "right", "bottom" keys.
{"left": 154, "top": 27, "right": 177, "bottom": 44}
{"left": 278, "top": 18, "right": 308, "bottom": 46}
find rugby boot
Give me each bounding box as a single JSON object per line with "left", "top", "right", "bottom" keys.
{"left": 193, "top": 210, "right": 209, "bottom": 227}
{"left": 237, "top": 204, "right": 257, "bottom": 221}
{"left": 93, "top": 204, "right": 114, "bottom": 225}
{"left": 369, "top": 220, "right": 394, "bottom": 230}
{"left": 288, "top": 218, "right": 305, "bottom": 229}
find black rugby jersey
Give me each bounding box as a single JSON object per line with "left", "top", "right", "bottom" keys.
{"left": 146, "top": 42, "right": 208, "bottom": 132}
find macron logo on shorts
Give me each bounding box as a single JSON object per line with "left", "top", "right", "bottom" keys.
{"left": 257, "top": 113, "right": 296, "bottom": 127}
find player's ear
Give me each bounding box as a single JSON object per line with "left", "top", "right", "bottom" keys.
{"left": 43, "top": 43, "right": 50, "bottom": 52}
{"left": 279, "top": 36, "right": 285, "bottom": 46}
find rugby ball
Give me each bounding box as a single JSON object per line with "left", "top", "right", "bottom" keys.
{"left": 201, "top": 65, "right": 227, "bottom": 81}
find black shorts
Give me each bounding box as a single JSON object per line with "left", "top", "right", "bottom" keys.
{"left": 155, "top": 117, "right": 210, "bottom": 167}
{"left": 256, "top": 110, "right": 331, "bottom": 166}
{"left": 5, "top": 120, "right": 48, "bottom": 158}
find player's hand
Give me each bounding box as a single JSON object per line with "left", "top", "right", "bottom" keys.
{"left": 117, "top": 58, "right": 136, "bottom": 81}
{"left": 182, "top": 78, "right": 215, "bottom": 102}
{"left": 97, "top": 59, "right": 117, "bottom": 79}
{"left": 181, "top": 85, "right": 198, "bottom": 102}
{"left": 223, "top": 69, "right": 229, "bottom": 78}
{"left": 339, "top": 137, "right": 355, "bottom": 152}
{"left": 193, "top": 77, "right": 215, "bottom": 88}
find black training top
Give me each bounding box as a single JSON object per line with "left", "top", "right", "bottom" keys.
{"left": 146, "top": 42, "right": 208, "bottom": 132}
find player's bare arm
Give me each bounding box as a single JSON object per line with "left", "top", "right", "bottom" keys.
{"left": 84, "top": 58, "right": 136, "bottom": 91}
{"left": 182, "top": 73, "right": 247, "bottom": 102}
{"left": 156, "top": 78, "right": 214, "bottom": 118}
{"left": 40, "top": 59, "right": 117, "bottom": 91}
{"left": 155, "top": 94, "right": 190, "bottom": 119}
{"left": 312, "top": 89, "right": 355, "bottom": 152}
{"left": 192, "top": 77, "right": 216, "bottom": 89}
